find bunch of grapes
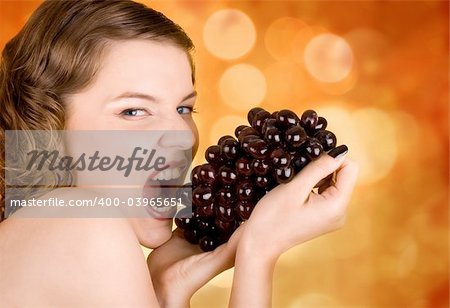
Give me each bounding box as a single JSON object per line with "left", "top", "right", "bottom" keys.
{"left": 175, "top": 107, "right": 344, "bottom": 251}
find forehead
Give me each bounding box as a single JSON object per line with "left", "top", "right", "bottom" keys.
{"left": 93, "top": 39, "right": 193, "bottom": 97}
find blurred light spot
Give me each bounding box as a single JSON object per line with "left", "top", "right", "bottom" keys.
{"left": 352, "top": 108, "right": 398, "bottom": 185}
{"left": 394, "top": 236, "right": 418, "bottom": 278}
{"left": 315, "top": 105, "right": 397, "bottom": 185}
{"left": 304, "top": 33, "right": 353, "bottom": 83}
{"left": 219, "top": 64, "right": 266, "bottom": 111}
{"left": 289, "top": 293, "right": 337, "bottom": 307}
{"left": 203, "top": 9, "right": 256, "bottom": 60}
{"left": 264, "top": 61, "right": 310, "bottom": 107}
{"left": 209, "top": 268, "right": 234, "bottom": 288}
{"left": 209, "top": 115, "right": 247, "bottom": 146}
{"left": 315, "top": 64, "right": 358, "bottom": 95}
{"left": 292, "top": 26, "right": 327, "bottom": 65}
{"left": 265, "top": 17, "right": 310, "bottom": 61}
{"left": 344, "top": 28, "right": 388, "bottom": 77}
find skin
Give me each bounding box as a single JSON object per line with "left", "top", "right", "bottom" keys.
{"left": 0, "top": 39, "right": 359, "bottom": 307}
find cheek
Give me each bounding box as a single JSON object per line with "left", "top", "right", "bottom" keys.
{"left": 187, "top": 118, "right": 199, "bottom": 158}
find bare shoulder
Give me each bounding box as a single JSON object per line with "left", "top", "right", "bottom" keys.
{"left": 0, "top": 191, "right": 159, "bottom": 307}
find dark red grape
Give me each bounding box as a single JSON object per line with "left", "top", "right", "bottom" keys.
{"left": 192, "top": 185, "right": 213, "bottom": 207}
{"left": 276, "top": 109, "right": 299, "bottom": 128}
{"left": 314, "top": 130, "right": 337, "bottom": 151}
{"left": 304, "top": 137, "right": 323, "bottom": 160}
{"left": 198, "top": 164, "right": 216, "bottom": 184}
{"left": 218, "top": 166, "right": 237, "bottom": 185}
{"left": 270, "top": 148, "right": 291, "bottom": 168}
{"left": 251, "top": 110, "right": 271, "bottom": 133}
{"left": 216, "top": 204, "right": 235, "bottom": 222}
{"left": 264, "top": 127, "right": 283, "bottom": 145}
{"left": 205, "top": 145, "right": 222, "bottom": 165}
{"left": 236, "top": 200, "right": 255, "bottom": 220}
{"left": 178, "top": 107, "right": 344, "bottom": 251}
{"left": 252, "top": 158, "right": 270, "bottom": 175}
{"left": 247, "top": 107, "right": 265, "bottom": 124}
{"left": 300, "top": 109, "right": 318, "bottom": 131}
{"left": 236, "top": 157, "right": 253, "bottom": 177}
{"left": 236, "top": 180, "right": 255, "bottom": 201}
{"left": 199, "top": 236, "right": 219, "bottom": 252}
{"left": 274, "top": 164, "right": 295, "bottom": 184}
{"left": 247, "top": 138, "right": 269, "bottom": 159}
{"left": 217, "top": 187, "right": 235, "bottom": 206}
{"left": 285, "top": 126, "right": 307, "bottom": 148}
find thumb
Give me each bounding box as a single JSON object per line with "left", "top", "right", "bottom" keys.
{"left": 289, "top": 145, "right": 348, "bottom": 198}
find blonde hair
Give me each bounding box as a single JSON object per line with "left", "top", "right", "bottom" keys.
{"left": 0, "top": 0, "right": 195, "bottom": 221}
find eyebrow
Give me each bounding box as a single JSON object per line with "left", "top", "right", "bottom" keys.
{"left": 113, "top": 90, "right": 197, "bottom": 103}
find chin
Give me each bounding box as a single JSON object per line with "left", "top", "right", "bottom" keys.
{"left": 131, "top": 218, "right": 174, "bottom": 249}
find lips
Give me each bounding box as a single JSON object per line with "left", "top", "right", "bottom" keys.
{"left": 142, "top": 160, "right": 188, "bottom": 219}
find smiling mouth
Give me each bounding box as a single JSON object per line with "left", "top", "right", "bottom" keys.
{"left": 142, "top": 161, "right": 188, "bottom": 218}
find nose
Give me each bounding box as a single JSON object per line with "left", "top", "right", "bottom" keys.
{"left": 157, "top": 115, "right": 196, "bottom": 151}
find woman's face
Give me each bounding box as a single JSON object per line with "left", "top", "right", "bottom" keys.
{"left": 65, "top": 39, "right": 198, "bottom": 248}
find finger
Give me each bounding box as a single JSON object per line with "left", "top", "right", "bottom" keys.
{"left": 318, "top": 173, "right": 335, "bottom": 194}
{"left": 289, "top": 145, "right": 348, "bottom": 197}
{"left": 321, "top": 158, "right": 359, "bottom": 201}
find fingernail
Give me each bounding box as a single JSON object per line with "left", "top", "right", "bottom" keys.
{"left": 328, "top": 145, "right": 348, "bottom": 159}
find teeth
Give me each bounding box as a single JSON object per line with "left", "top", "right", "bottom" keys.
{"left": 153, "top": 167, "right": 183, "bottom": 181}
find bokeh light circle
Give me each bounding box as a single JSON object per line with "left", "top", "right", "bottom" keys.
{"left": 203, "top": 9, "right": 256, "bottom": 60}
{"left": 219, "top": 64, "right": 267, "bottom": 111}
{"left": 209, "top": 115, "right": 247, "bottom": 146}
{"left": 304, "top": 33, "right": 354, "bottom": 83}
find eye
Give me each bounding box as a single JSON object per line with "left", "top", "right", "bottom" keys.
{"left": 177, "top": 106, "right": 197, "bottom": 115}
{"left": 120, "top": 108, "right": 150, "bottom": 118}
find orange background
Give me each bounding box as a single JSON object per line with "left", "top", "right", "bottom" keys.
{"left": 0, "top": 1, "right": 448, "bottom": 307}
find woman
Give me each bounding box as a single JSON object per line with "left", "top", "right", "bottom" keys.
{"left": 0, "top": 0, "right": 358, "bottom": 307}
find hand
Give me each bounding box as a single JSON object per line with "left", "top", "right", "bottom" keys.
{"left": 147, "top": 226, "right": 243, "bottom": 308}
{"left": 238, "top": 152, "right": 359, "bottom": 261}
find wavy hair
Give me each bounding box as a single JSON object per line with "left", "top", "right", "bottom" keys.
{"left": 0, "top": 0, "right": 195, "bottom": 221}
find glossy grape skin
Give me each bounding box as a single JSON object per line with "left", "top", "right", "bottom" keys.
{"left": 276, "top": 109, "right": 299, "bottom": 128}
{"left": 247, "top": 138, "right": 269, "bottom": 159}
{"left": 314, "top": 130, "right": 337, "bottom": 151}
{"left": 217, "top": 187, "right": 235, "bottom": 206}
{"left": 235, "top": 125, "right": 248, "bottom": 138}
{"left": 274, "top": 164, "right": 295, "bottom": 184}
{"left": 178, "top": 107, "right": 342, "bottom": 251}
{"left": 247, "top": 107, "right": 265, "bottom": 124}
{"left": 221, "top": 138, "right": 240, "bottom": 160}
{"left": 216, "top": 204, "right": 235, "bottom": 222}
{"left": 252, "top": 158, "right": 270, "bottom": 175}
{"left": 285, "top": 126, "right": 307, "bottom": 148}
{"left": 237, "top": 127, "right": 259, "bottom": 143}
{"left": 176, "top": 183, "right": 192, "bottom": 207}
{"left": 236, "top": 200, "right": 254, "bottom": 220}
{"left": 197, "top": 203, "right": 215, "bottom": 218}
{"left": 191, "top": 165, "right": 202, "bottom": 186}
{"left": 192, "top": 185, "right": 213, "bottom": 207}
{"left": 183, "top": 229, "right": 200, "bottom": 244}
{"left": 304, "top": 137, "right": 323, "bottom": 160}
{"left": 174, "top": 207, "right": 196, "bottom": 230}
{"left": 292, "top": 153, "right": 311, "bottom": 172}
{"left": 218, "top": 166, "right": 237, "bottom": 185}
{"left": 240, "top": 135, "right": 259, "bottom": 152}
{"left": 205, "top": 145, "right": 222, "bottom": 165}
{"left": 236, "top": 157, "right": 253, "bottom": 177}
{"left": 251, "top": 110, "right": 271, "bottom": 133}
{"left": 198, "top": 164, "right": 216, "bottom": 184}
{"left": 300, "top": 109, "right": 318, "bottom": 131}
{"left": 270, "top": 148, "right": 291, "bottom": 168}
{"left": 261, "top": 118, "right": 277, "bottom": 135}
{"left": 199, "top": 236, "right": 218, "bottom": 252}
{"left": 264, "top": 127, "right": 283, "bottom": 145}
{"left": 217, "top": 135, "right": 235, "bottom": 146}
{"left": 236, "top": 180, "right": 255, "bottom": 201}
